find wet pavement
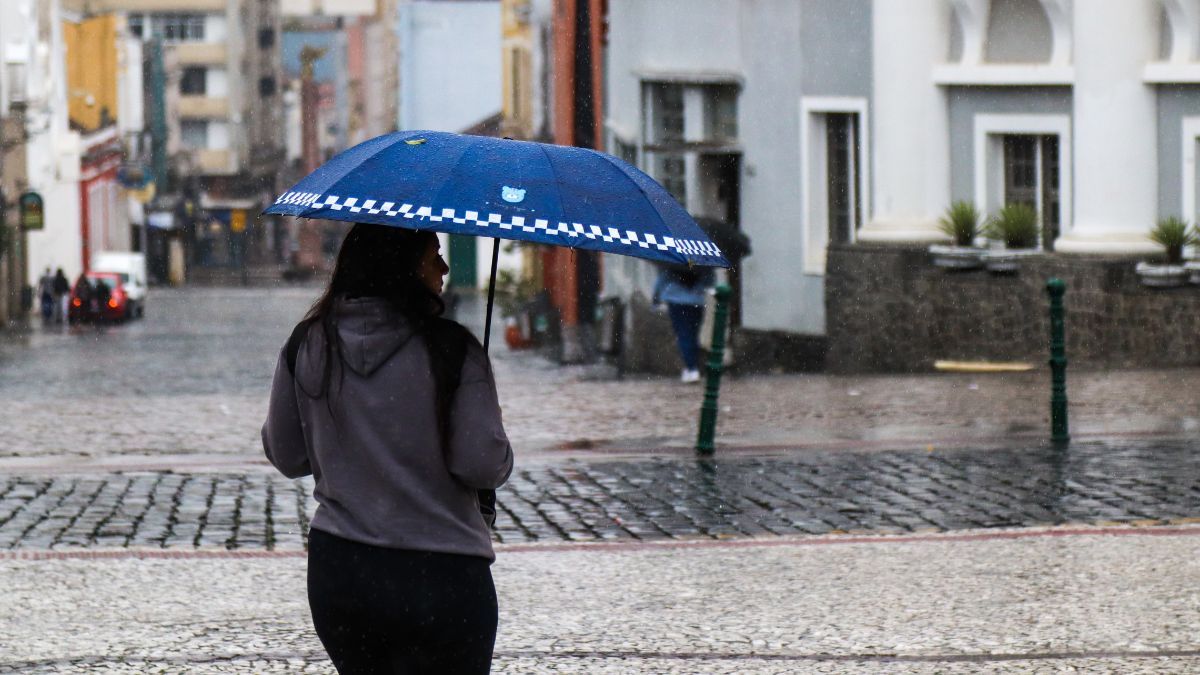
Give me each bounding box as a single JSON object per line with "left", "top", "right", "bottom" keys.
{"left": 2, "top": 527, "right": 1200, "bottom": 673}
{"left": 3, "top": 285, "right": 1200, "bottom": 464}
{"left": 1, "top": 285, "right": 1199, "bottom": 672}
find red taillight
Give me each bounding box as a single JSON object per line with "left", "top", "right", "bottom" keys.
{"left": 72, "top": 298, "right": 82, "bottom": 307}
{"left": 107, "top": 298, "right": 118, "bottom": 309}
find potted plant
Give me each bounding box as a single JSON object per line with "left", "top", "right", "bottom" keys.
{"left": 1136, "top": 217, "right": 1194, "bottom": 288}
{"left": 490, "top": 268, "right": 538, "bottom": 348}
{"left": 1186, "top": 222, "right": 1200, "bottom": 285}
{"left": 929, "top": 200, "right": 984, "bottom": 269}
{"left": 981, "top": 202, "right": 1040, "bottom": 273}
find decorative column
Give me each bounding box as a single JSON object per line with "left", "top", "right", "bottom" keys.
{"left": 858, "top": 0, "right": 951, "bottom": 243}
{"left": 1055, "top": 0, "right": 1159, "bottom": 253}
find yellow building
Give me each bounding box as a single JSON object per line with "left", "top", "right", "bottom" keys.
{"left": 63, "top": 14, "right": 121, "bottom": 132}
{"left": 500, "top": 0, "right": 534, "bottom": 140}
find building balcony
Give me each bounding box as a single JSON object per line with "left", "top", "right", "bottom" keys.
{"left": 173, "top": 43, "right": 227, "bottom": 67}
{"left": 178, "top": 96, "right": 230, "bottom": 119}
{"left": 81, "top": 0, "right": 225, "bottom": 11}
{"left": 194, "top": 149, "right": 238, "bottom": 176}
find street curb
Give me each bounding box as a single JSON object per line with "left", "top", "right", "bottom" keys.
{"left": 4, "top": 523, "right": 1199, "bottom": 561}
{"left": 2, "top": 431, "right": 1198, "bottom": 474}
{"left": 494, "top": 523, "right": 1200, "bottom": 554}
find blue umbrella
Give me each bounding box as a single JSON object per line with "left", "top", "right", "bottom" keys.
{"left": 264, "top": 130, "right": 730, "bottom": 349}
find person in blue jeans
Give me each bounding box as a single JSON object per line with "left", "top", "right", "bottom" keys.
{"left": 653, "top": 264, "right": 715, "bottom": 383}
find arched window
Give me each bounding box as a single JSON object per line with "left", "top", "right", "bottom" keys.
{"left": 1157, "top": 0, "right": 1200, "bottom": 63}
{"left": 984, "top": 0, "right": 1053, "bottom": 64}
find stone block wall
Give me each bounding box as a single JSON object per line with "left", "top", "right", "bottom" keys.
{"left": 621, "top": 293, "right": 827, "bottom": 375}
{"left": 826, "top": 243, "right": 1200, "bottom": 373}
{"left": 622, "top": 292, "right": 687, "bottom": 375}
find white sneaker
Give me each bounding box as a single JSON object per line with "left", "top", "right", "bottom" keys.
{"left": 680, "top": 368, "right": 701, "bottom": 384}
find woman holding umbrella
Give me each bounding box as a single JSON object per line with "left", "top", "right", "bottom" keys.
{"left": 262, "top": 223, "right": 513, "bottom": 673}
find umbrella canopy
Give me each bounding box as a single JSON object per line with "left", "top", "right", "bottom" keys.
{"left": 264, "top": 130, "right": 730, "bottom": 268}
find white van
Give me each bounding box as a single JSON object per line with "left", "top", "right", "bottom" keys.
{"left": 91, "top": 251, "right": 148, "bottom": 318}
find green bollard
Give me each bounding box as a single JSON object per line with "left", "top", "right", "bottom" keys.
{"left": 696, "top": 285, "right": 732, "bottom": 455}
{"left": 1046, "top": 278, "right": 1069, "bottom": 446}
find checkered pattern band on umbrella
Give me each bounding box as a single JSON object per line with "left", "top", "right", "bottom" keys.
{"left": 272, "top": 191, "right": 725, "bottom": 260}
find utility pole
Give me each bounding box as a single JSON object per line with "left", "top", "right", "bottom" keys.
{"left": 148, "top": 39, "right": 168, "bottom": 191}
{"left": 293, "top": 46, "right": 327, "bottom": 274}
{"left": 550, "top": 0, "right": 605, "bottom": 363}
{"left": 1046, "top": 278, "right": 1069, "bottom": 446}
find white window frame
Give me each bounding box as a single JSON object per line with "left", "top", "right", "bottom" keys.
{"left": 973, "top": 113, "right": 1071, "bottom": 248}
{"left": 1183, "top": 116, "right": 1200, "bottom": 227}
{"left": 800, "top": 96, "right": 870, "bottom": 275}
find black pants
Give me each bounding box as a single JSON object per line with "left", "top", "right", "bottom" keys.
{"left": 307, "top": 528, "right": 498, "bottom": 674}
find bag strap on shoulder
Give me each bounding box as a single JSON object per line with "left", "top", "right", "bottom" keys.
{"left": 282, "top": 315, "right": 496, "bottom": 527}
{"left": 284, "top": 320, "right": 311, "bottom": 376}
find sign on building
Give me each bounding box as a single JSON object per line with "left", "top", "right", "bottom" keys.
{"left": 18, "top": 192, "right": 43, "bottom": 231}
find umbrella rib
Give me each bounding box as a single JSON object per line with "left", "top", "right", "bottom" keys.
{"left": 534, "top": 141, "right": 575, "bottom": 237}
{"left": 592, "top": 151, "right": 689, "bottom": 265}
{"left": 307, "top": 132, "right": 417, "bottom": 214}
{"left": 425, "top": 135, "right": 497, "bottom": 214}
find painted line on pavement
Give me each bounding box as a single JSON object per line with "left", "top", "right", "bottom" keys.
{"left": 497, "top": 648, "right": 1200, "bottom": 663}
{"left": 0, "top": 549, "right": 306, "bottom": 561}
{"left": 495, "top": 648, "right": 1200, "bottom": 663}
{"left": 4, "top": 647, "right": 1200, "bottom": 669}
{"left": 495, "top": 524, "right": 1200, "bottom": 554}
{"left": 3, "top": 524, "right": 1199, "bottom": 561}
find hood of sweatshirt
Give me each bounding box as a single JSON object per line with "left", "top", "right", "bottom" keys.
{"left": 295, "top": 297, "right": 418, "bottom": 396}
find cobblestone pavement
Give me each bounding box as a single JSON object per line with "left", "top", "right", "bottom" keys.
{"left": 1, "top": 286, "right": 1199, "bottom": 464}
{"left": 1, "top": 439, "right": 1198, "bottom": 550}
{"left": 1, "top": 527, "right": 1198, "bottom": 673}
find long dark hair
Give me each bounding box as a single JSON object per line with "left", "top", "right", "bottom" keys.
{"left": 301, "top": 223, "right": 448, "bottom": 405}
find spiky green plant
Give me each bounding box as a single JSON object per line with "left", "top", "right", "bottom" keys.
{"left": 984, "top": 203, "right": 1040, "bottom": 249}
{"left": 1149, "top": 217, "right": 1194, "bottom": 265}
{"left": 938, "top": 201, "right": 980, "bottom": 247}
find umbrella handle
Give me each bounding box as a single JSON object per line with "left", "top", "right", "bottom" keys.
{"left": 483, "top": 237, "right": 500, "bottom": 353}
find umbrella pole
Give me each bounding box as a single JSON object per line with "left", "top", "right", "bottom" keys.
{"left": 482, "top": 237, "right": 501, "bottom": 353}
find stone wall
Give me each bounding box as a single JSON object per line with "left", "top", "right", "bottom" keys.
{"left": 622, "top": 292, "right": 688, "bottom": 375}
{"left": 621, "top": 293, "right": 828, "bottom": 375}
{"left": 826, "top": 243, "right": 1200, "bottom": 373}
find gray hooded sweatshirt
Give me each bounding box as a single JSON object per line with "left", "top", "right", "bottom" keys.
{"left": 262, "top": 297, "right": 513, "bottom": 561}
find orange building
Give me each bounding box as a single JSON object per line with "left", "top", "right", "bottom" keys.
{"left": 64, "top": 14, "right": 121, "bottom": 133}
{"left": 544, "top": 0, "right": 606, "bottom": 361}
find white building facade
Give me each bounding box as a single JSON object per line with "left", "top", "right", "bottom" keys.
{"left": 397, "top": 0, "right": 501, "bottom": 134}
{"left": 2, "top": 0, "right": 85, "bottom": 285}
{"left": 396, "top": 0, "right": 515, "bottom": 288}
{"left": 604, "top": 0, "right": 1200, "bottom": 348}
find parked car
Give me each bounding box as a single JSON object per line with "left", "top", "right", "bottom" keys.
{"left": 91, "top": 252, "right": 147, "bottom": 318}
{"left": 68, "top": 272, "right": 132, "bottom": 323}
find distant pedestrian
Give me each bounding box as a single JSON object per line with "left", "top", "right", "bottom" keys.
{"left": 653, "top": 263, "right": 715, "bottom": 383}
{"left": 262, "top": 223, "right": 512, "bottom": 674}
{"left": 72, "top": 273, "right": 92, "bottom": 324}
{"left": 52, "top": 268, "right": 70, "bottom": 324}
{"left": 93, "top": 278, "right": 111, "bottom": 321}
{"left": 36, "top": 267, "right": 54, "bottom": 322}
